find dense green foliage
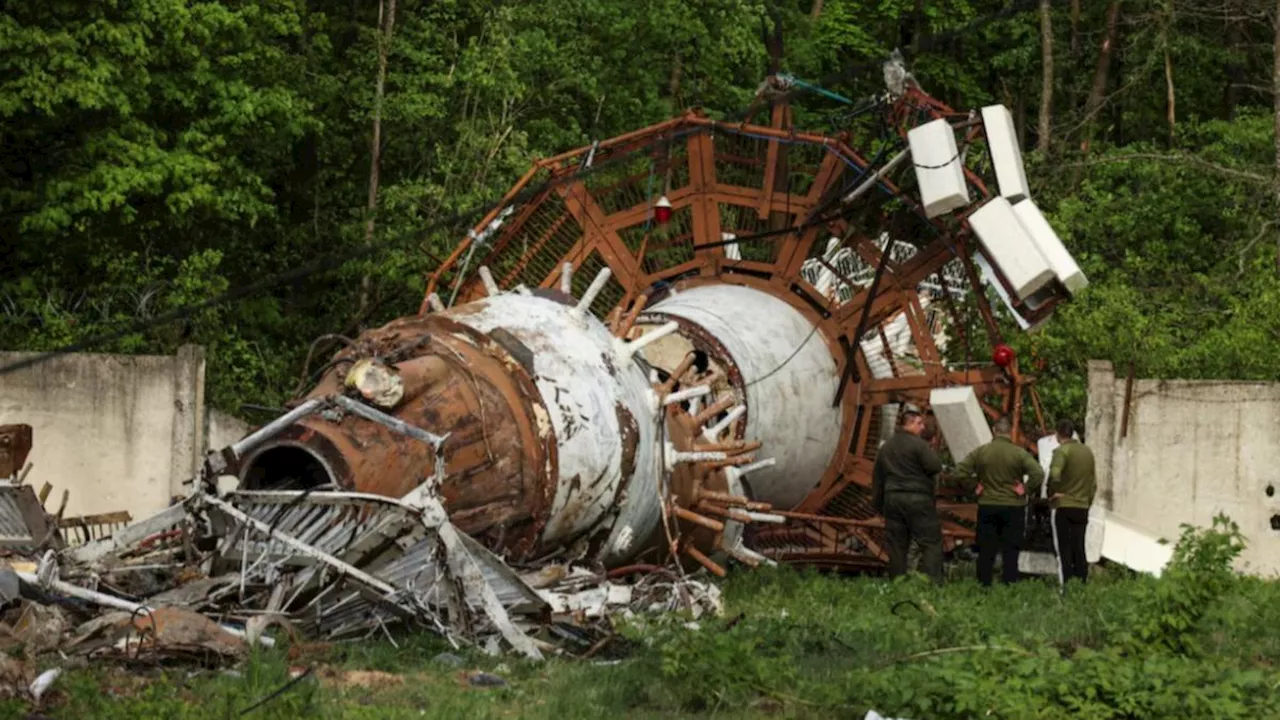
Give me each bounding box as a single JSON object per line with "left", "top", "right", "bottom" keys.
{"left": 3, "top": 0, "right": 1280, "bottom": 421}
{"left": 7, "top": 519, "right": 1278, "bottom": 718}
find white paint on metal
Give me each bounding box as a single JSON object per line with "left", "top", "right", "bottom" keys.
{"left": 478, "top": 266, "right": 500, "bottom": 296}
{"left": 722, "top": 232, "right": 741, "bottom": 261}
{"left": 559, "top": 262, "right": 573, "bottom": 294}
{"left": 737, "top": 458, "right": 777, "bottom": 476}
{"left": 859, "top": 297, "right": 938, "bottom": 381}
{"left": 662, "top": 384, "right": 711, "bottom": 406}
{"left": 908, "top": 118, "right": 970, "bottom": 218}
{"left": 717, "top": 466, "right": 748, "bottom": 558}
{"left": 968, "top": 197, "right": 1055, "bottom": 300}
{"left": 664, "top": 446, "right": 728, "bottom": 470}
{"left": 703, "top": 405, "right": 746, "bottom": 441}
{"left": 573, "top": 267, "right": 612, "bottom": 316}
{"left": 981, "top": 104, "right": 1030, "bottom": 203}
{"left": 625, "top": 321, "right": 680, "bottom": 357}
{"left": 974, "top": 253, "right": 1036, "bottom": 331}
{"left": 448, "top": 294, "right": 660, "bottom": 559}
{"left": 646, "top": 285, "right": 840, "bottom": 510}
{"left": 929, "top": 386, "right": 992, "bottom": 463}
{"left": 843, "top": 148, "right": 910, "bottom": 205}
{"left": 1011, "top": 198, "right": 1088, "bottom": 294}
{"left": 801, "top": 233, "right": 966, "bottom": 303}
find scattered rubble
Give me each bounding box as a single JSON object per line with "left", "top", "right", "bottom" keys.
{"left": 0, "top": 422, "right": 725, "bottom": 684}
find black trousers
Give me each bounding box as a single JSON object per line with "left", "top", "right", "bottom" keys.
{"left": 1052, "top": 507, "right": 1090, "bottom": 584}
{"left": 882, "top": 492, "right": 944, "bottom": 584}
{"left": 976, "top": 505, "right": 1025, "bottom": 586}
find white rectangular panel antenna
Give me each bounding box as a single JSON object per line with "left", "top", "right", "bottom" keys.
{"left": 981, "top": 105, "right": 1030, "bottom": 203}
{"left": 907, "top": 118, "right": 970, "bottom": 218}
{"left": 1012, "top": 198, "right": 1088, "bottom": 294}
{"left": 930, "top": 386, "right": 992, "bottom": 463}
{"left": 968, "top": 197, "right": 1055, "bottom": 299}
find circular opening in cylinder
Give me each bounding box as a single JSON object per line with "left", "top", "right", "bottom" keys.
{"left": 240, "top": 444, "right": 335, "bottom": 491}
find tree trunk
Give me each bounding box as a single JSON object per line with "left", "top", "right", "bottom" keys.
{"left": 359, "top": 0, "right": 398, "bottom": 314}
{"left": 664, "top": 51, "right": 683, "bottom": 195}
{"left": 1111, "top": 31, "right": 1124, "bottom": 146}
{"left": 1016, "top": 84, "right": 1028, "bottom": 151}
{"left": 1164, "top": 29, "right": 1176, "bottom": 146}
{"left": 1081, "top": 1, "right": 1121, "bottom": 158}
{"left": 912, "top": 0, "right": 925, "bottom": 55}
{"left": 1070, "top": 0, "right": 1081, "bottom": 57}
{"left": 1272, "top": 0, "right": 1280, "bottom": 255}
{"left": 1038, "top": 0, "right": 1054, "bottom": 155}
{"left": 810, "top": 0, "right": 823, "bottom": 20}
{"left": 1225, "top": 15, "right": 1244, "bottom": 120}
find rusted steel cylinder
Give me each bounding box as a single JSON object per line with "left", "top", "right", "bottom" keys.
{"left": 238, "top": 293, "right": 662, "bottom": 564}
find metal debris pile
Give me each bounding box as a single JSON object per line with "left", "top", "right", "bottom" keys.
{"left": 0, "top": 454, "right": 723, "bottom": 673}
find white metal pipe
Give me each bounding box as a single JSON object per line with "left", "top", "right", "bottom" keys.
{"left": 624, "top": 321, "right": 679, "bottom": 357}
{"left": 663, "top": 385, "right": 711, "bottom": 405}
{"left": 737, "top": 458, "right": 777, "bottom": 476}
{"left": 843, "top": 148, "right": 910, "bottom": 204}
{"left": 478, "top": 266, "right": 500, "bottom": 296}
{"left": 703, "top": 405, "right": 746, "bottom": 440}
{"left": 573, "top": 268, "right": 612, "bottom": 315}
{"left": 230, "top": 397, "right": 328, "bottom": 460}
{"left": 725, "top": 542, "right": 775, "bottom": 567}
{"left": 668, "top": 450, "right": 729, "bottom": 464}
{"left": 15, "top": 570, "right": 274, "bottom": 647}
{"left": 559, "top": 262, "right": 573, "bottom": 294}
{"left": 332, "top": 395, "right": 448, "bottom": 448}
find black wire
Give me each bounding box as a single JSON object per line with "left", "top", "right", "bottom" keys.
{"left": 0, "top": 125, "right": 709, "bottom": 379}
{"left": 742, "top": 322, "right": 823, "bottom": 389}
{"left": 1, "top": 3, "right": 1037, "bottom": 381}
{"left": 691, "top": 202, "right": 858, "bottom": 252}
{"left": 747, "top": 0, "right": 1042, "bottom": 115}
{"left": 913, "top": 149, "right": 963, "bottom": 170}
{"left": 239, "top": 666, "right": 315, "bottom": 716}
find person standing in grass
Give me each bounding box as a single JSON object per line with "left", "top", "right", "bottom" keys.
{"left": 872, "top": 409, "right": 945, "bottom": 584}
{"left": 952, "top": 416, "right": 1044, "bottom": 586}
{"left": 1048, "top": 419, "right": 1096, "bottom": 585}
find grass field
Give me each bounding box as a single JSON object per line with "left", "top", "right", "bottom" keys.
{"left": 2, "top": 520, "right": 1278, "bottom": 719}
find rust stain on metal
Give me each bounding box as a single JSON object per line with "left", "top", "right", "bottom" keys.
{"left": 615, "top": 404, "right": 638, "bottom": 481}
{"left": 0, "top": 424, "right": 33, "bottom": 479}
{"left": 240, "top": 313, "right": 558, "bottom": 560}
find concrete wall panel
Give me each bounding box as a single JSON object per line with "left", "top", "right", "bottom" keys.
{"left": 1087, "top": 361, "right": 1280, "bottom": 576}
{"left": 0, "top": 346, "right": 209, "bottom": 519}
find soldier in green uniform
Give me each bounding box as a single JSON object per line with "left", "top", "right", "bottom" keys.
{"left": 953, "top": 417, "right": 1044, "bottom": 586}
{"left": 872, "top": 409, "right": 944, "bottom": 584}
{"left": 1048, "top": 419, "right": 1097, "bottom": 585}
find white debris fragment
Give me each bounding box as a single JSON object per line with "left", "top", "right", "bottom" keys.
{"left": 29, "top": 668, "right": 60, "bottom": 703}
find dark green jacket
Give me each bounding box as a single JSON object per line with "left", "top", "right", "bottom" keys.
{"left": 1049, "top": 439, "right": 1096, "bottom": 509}
{"left": 872, "top": 430, "right": 943, "bottom": 510}
{"left": 954, "top": 436, "right": 1044, "bottom": 507}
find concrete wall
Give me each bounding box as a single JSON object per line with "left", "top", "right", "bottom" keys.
{"left": 1086, "top": 360, "right": 1280, "bottom": 576}
{"left": 0, "top": 346, "right": 249, "bottom": 520}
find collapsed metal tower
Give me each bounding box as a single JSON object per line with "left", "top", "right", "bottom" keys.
{"left": 237, "top": 71, "right": 1084, "bottom": 574}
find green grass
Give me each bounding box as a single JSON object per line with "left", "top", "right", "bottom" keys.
{"left": 4, "top": 525, "right": 1280, "bottom": 719}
